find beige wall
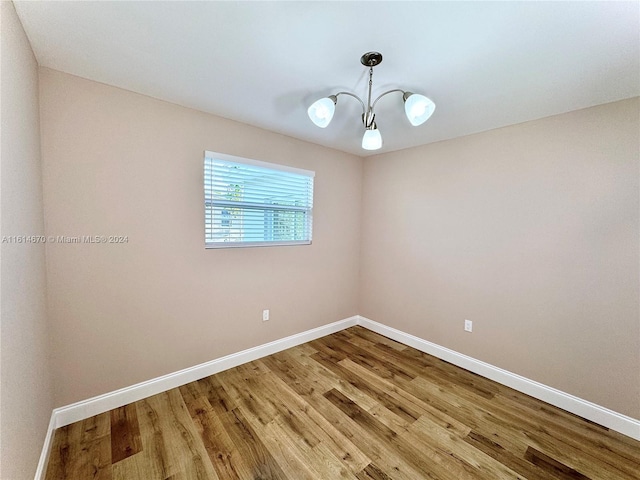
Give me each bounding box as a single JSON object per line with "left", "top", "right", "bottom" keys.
{"left": 0, "top": 2, "right": 54, "bottom": 479}
{"left": 39, "top": 68, "right": 363, "bottom": 407}
{"left": 360, "top": 98, "right": 640, "bottom": 418}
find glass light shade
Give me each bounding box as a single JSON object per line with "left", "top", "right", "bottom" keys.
{"left": 307, "top": 97, "right": 336, "bottom": 128}
{"left": 362, "top": 127, "right": 382, "bottom": 150}
{"left": 404, "top": 93, "right": 436, "bottom": 126}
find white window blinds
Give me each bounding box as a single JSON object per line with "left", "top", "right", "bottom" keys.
{"left": 204, "top": 152, "right": 315, "bottom": 248}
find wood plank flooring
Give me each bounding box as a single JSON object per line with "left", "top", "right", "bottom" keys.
{"left": 45, "top": 326, "right": 640, "bottom": 479}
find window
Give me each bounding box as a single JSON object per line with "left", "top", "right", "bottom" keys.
{"left": 204, "top": 151, "right": 314, "bottom": 248}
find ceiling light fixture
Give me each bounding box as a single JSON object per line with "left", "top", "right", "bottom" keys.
{"left": 307, "top": 52, "right": 435, "bottom": 151}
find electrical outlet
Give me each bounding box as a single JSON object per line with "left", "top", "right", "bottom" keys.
{"left": 262, "top": 309, "right": 270, "bottom": 321}
{"left": 464, "top": 319, "right": 473, "bottom": 332}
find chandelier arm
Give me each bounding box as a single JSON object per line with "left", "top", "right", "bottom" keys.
{"left": 366, "top": 67, "right": 374, "bottom": 113}
{"left": 334, "top": 92, "right": 366, "bottom": 115}
{"left": 371, "top": 89, "right": 406, "bottom": 111}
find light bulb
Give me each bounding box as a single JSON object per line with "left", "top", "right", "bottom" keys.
{"left": 410, "top": 102, "right": 426, "bottom": 118}
{"left": 362, "top": 127, "right": 382, "bottom": 150}
{"left": 404, "top": 93, "right": 435, "bottom": 126}
{"left": 307, "top": 97, "right": 336, "bottom": 128}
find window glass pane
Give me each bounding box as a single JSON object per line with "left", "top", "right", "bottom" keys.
{"left": 204, "top": 153, "right": 314, "bottom": 248}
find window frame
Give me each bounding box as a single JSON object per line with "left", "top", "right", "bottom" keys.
{"left": 204, "top": 151, "right": 315, "bottom": 249}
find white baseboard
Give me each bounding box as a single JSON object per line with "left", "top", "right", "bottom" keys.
{"left": 36, "top": 313, "right": 640, "bottom": 479}
{"left": 33, "top": 411, "right": 57, "bottom": 480}
{"left": 357, "top": 315, "right": 640, "bottom": 441}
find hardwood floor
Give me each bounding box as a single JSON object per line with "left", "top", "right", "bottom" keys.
{"left": 45, "top": 326, "right": 640, "bottom": 479}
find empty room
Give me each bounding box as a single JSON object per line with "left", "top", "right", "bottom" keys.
{"left": 1, "top": 1, "right": 639, "bottom": 479}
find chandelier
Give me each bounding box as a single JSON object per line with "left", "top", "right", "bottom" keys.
{"left": 307, "top": 52, "right": 436, "bottom": 151}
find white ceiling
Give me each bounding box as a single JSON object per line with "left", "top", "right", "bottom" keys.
{"left": 14, "top": 1, "right": 640, "bottom": 157}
